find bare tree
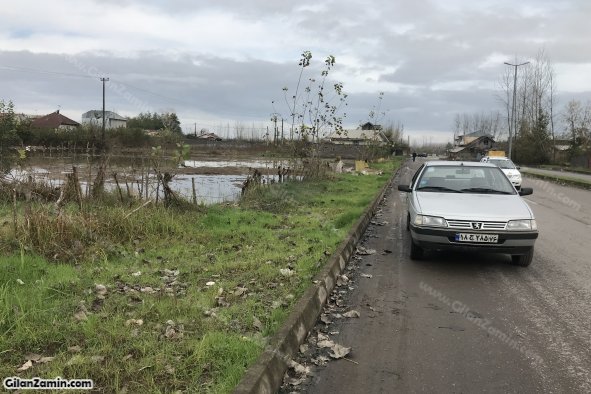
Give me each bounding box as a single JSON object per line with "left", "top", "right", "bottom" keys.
{"left": 496, "top": 65, "right": 515, "bottom": 141}
{"left": 563, "top": 100, "right": 591, "bottom": 149}
{"left": 451, "top": 112, "right": 503, "bottom": 141}
{"left": 383, "top": 121, "right": 404, "bottom": 144}
{"left": 511, "top": 50, "right": 556, "bottom": 136}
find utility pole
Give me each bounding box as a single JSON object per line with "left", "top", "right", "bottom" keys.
{"left": 100, "top": 77, "right": 109, "bottom": 150}
{"left": 270, "top": 113, "right": 280, "bottom": 144}
{"left": 504, "top": 62, "right": 529, "bottom": 159}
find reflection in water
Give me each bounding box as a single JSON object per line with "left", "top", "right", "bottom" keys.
{"left": 173, "top": 174, "right": 282, "bottom": 203}
{"left": 174, "top": 174, "right": 243, "bottom": 203}
{"left": 183, "top": 159, "right": 288, "bottom": 169}
{"left": 5, "top": 159, "right": 290, "bottom": 205}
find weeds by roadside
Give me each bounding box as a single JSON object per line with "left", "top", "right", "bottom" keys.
{"left": 0, "top": 158, "right": 401, "bottom": 393}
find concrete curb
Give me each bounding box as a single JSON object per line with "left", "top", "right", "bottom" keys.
{"left": 233, "top": 168, "right": 400, "bottom": 394}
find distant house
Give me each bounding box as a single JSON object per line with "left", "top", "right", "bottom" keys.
{"left": 448, "top": 131, "right": 495, "bottom": 160}
{"left": 551, "top": 139, "right": 572, "bottom": 162}
{"left": 197, "top": 132, "right": 222, "bottom": 141}
{"left": 328, "top": 123, "right": 389, "bottom": 145}
{"left": 81, "top": 110, "right": 127, "bottom": 129}
{"left": 31, "top": 110, "right": 80, "bottom": 131}
{"left": 453, "top": 131, "right": 492, "bottom": 146}
{"left": 360, "top": 122, "right": 382, "bottom": 131}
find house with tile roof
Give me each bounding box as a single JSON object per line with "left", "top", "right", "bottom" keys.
{"left": 30, "top": 110, "right": 80, "bottom": 130}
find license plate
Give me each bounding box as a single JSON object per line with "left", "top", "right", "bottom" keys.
{"left": 455, "top": 233, "right": 498, "bottom": 243}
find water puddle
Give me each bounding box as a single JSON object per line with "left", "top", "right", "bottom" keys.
{"left": 4, "top": 158, "right": 290, "bottom": 204}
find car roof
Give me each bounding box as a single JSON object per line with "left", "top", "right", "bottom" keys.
{"left": 487, "top": 157, "right": 510, "bottom": 160}
{"left": 424, "top": 160, "right": 497, "bottom": 168}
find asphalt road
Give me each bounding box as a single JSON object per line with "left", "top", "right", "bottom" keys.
{"left": 300, "top": 159, "right": 591, "bottom": 394}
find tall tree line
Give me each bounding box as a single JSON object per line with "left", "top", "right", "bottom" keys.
{"left": 497, "top": 49, "right": 557, "bottom": 163}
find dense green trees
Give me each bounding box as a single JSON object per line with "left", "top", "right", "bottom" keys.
{"left": 514, "top": 107, "right": 552, "bottom": 164}
{"left": 127, "top": 112, "right": 181, "bottom": 133}
{"left": 0, "top": 100, "right": 21, "bottom": 172}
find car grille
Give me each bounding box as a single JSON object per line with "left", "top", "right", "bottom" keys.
{"left": 446, "top": 220, "right": 507, "bottom": 230}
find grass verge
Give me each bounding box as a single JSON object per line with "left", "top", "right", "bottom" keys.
{"left": 537, "top": 164, "right": 591, "bottom": 175}
{"left": 0, "top": 158, "right": 402, "bottom": 393}
{"left": 521, "top": 169, "right": 591, "bottom": 190}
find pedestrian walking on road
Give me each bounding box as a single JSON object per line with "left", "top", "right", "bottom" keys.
{"left": 412, "top": 151, "right": 417, "bottom": 162}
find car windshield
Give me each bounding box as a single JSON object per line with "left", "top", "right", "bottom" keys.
{"left": 488, "top": 159, "right": 516, "bottom": 169}
{"left": 416, "top": 165, "right": 516, "bottom": 194}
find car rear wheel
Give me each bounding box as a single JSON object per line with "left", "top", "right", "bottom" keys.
{"left": 511, "top": 247, "right": 533, "bottom": 267}
{"left": 410, "top": 237, "right": 424, "bottom": 260}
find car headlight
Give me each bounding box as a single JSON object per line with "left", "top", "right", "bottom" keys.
{"left": 507, "top": 219, "right": 537, "bottom": 231}
{"left": 414, "top": 215, "right": 447, "bottom": 227}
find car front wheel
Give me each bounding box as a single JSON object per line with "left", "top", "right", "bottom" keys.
{"left": 410, "top": 237, "right": 424, "bottom": 260}
{"left": 511, "top": 247, "right": 533, "bottom": 267}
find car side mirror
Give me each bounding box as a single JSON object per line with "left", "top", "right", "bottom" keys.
{"left": 516, "top": 166, "right": 521, "bottom": 170}
{"left": 519, "top": 187, "right": 533, "bottom": 196}
{"left": 398, "top": 185, "right": 412, "bottom": 192}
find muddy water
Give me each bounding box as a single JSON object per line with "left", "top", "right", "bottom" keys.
{"left": 7, "top": 155, "right": 292, "bottom": 204}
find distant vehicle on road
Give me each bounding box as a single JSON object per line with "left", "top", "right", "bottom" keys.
{"left": 418, "top": 152, "right": 428, "bottom": 157}
{"left": 398, "top": 161, "right": 538, "bottom": 266}
{"left": 481, "top": 156, "right": 522, "bottom": 190}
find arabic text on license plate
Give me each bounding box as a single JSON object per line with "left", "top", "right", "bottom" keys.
{"left": 455, "top": 233, "right": 498, "bottom": 243}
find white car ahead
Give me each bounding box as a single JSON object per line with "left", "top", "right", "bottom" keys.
{"left": 481, "top": 156, "right": 522, "bottom": 190}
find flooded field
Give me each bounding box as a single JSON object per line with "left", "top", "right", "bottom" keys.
{"left": 5, "top": 154, "right": 293, "bottom": 204}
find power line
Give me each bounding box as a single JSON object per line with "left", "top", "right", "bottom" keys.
{"left": 110, "top": 79, "right": 191, "bottom": 106}
{"left": 0, "top": 65, "right": 96, "bottom": 79}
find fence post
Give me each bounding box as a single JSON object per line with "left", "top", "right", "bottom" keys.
{"left": 192, "top": 177, "right": 197, "bottom": 204}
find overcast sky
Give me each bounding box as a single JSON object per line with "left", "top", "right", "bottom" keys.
{"left": 1, "top": 0, "right": 591, "bottom": 143}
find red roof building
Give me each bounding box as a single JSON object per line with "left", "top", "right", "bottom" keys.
{"left": 31, "top": 110, "right": 80, "bottom": 130}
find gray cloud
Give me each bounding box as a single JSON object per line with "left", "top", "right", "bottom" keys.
{"left": 1, "top": 0, "right": 591, "bottom": 142}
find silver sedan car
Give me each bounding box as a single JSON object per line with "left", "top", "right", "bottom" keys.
{"left": 398, "top": 161, "right": 538, "bottom": 266}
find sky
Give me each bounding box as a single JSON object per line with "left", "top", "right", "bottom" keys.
{"left": 1, "top": 0, "right": 591, "bottom": 144}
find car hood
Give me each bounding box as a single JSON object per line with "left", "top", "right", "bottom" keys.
{"left": 415, "top": 192, "right": 533, "bottom": 221}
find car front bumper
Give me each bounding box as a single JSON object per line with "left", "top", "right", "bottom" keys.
{"left": 410, "top": 225, "right": 537, "bottom": 255}
{"left": 509, "top": 178, "right": 522, "bottom": 188}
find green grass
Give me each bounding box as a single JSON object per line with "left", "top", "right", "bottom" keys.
{"left": 538, "top": 164, "right": 591, "bottom": 175}
{"left": 0, "top": 158, "right": 401, "bottom": 393}
{"left": 521, "top": 169, "right": 591, "bottom": 190}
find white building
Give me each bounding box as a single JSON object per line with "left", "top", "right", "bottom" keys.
{"left": 327, "top": 129, "right": 390, "bottom": 145}
{"left": 81, "top": 110, "right": 127, "bottom": 129}
{"left": 327, "top": 122, "right": 390, "bottom": 146}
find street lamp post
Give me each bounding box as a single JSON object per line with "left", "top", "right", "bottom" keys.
{"left": 504, "top": 61, "right": 529, "bottom": 159}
